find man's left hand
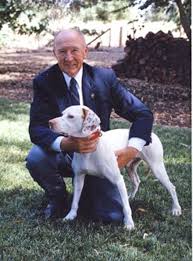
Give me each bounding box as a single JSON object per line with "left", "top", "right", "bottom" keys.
{"left": 115, "top": 147, "right": 139, "bottom": 169}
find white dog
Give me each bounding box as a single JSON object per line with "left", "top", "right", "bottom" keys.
{"left": 51, "top": 105, "right": 181, "bottom": 230}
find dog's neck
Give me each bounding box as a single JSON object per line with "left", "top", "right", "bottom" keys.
{"left": 68, "top": 127, "right": 101, "bottom": 138}
{"left": 89, "top": 129, "right": 102, "bottom": 140}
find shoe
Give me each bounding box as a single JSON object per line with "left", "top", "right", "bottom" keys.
{"left": 44, "top": 200, "right": 68, "bottom": 220}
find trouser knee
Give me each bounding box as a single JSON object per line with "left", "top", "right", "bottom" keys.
{"left": 26, "top": 145, "right": 57, "bottom": 174}
{"left": 26, "top": 145, "right": 67, "bottom": 202}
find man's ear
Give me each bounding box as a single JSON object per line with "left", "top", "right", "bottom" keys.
{"left": 53, "top": 48, "right": 56, "bottom": 57}
{"left": 84, "top": 46, "right": 89, "bottom": 59}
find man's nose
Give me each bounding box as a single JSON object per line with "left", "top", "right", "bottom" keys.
{"left": 64, "top": 51, "right": 73, "bottom": 61}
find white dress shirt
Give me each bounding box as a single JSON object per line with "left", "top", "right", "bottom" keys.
{"left": 51, "top": 68, "right": 146, "bottom": 152}
{"left": 62, "top": 68, "right": 84, "bottom": 106}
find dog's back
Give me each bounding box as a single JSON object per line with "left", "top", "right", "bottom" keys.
{"left": 102, "top": 129, "right": 129, "bottom": 151}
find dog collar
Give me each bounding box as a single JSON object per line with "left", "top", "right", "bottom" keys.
{"left": 90, "top": 130, "right": 102, "bottom": 140}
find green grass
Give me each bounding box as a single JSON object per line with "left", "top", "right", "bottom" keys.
{"left": 0, "top": 98, "right": 191, "bottom": 261}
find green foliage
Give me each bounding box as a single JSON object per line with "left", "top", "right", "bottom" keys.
{"left": 128, "top": 0, "right": 191, "bottom": 39}
{"left": 71, "top": 0, "right": 131, "bottom": 23}
{"left": 0, "top": 0, "right": 191, "bottom": 37}
{"left": 140, "top": 0, "right": 190, "bottom": 25}
{"left": 0, "top": 0, "right": 58, "bottom": 34}
{"left": 69, "top": 0, "right": 191, "bottom": 39}
{"left": 0, "top": 98, "right": 191, "bottom": 260}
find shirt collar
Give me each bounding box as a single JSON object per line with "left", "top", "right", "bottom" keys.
{"left": 62, "top": 67, "right": 83, "bottom": 89}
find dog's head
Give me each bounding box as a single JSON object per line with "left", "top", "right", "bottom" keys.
{"left": 50, "top": 105, "right": 101, "bottom": 137}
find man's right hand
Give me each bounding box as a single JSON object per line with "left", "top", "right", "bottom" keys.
{"left": 60, "top": 135, "right": 99, "bottom": 153}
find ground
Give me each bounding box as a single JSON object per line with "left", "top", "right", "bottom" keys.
{"left": 0, "top": 47, "right": 190, "bottom": 128}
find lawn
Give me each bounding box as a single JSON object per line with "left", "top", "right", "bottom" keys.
{"left": 0, "top": 98, "right": 191, "bottom": 261}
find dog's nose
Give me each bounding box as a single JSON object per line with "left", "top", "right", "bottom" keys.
{"left": 49, "top": 117, "right": 61, "bottom": 130}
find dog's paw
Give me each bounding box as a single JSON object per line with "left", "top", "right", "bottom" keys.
{"left": 172, "top": 205, "right": 182, "bottom": 216}
{"left": 63, "top": 210, "right": 77, "bottom": 221}
{"left": 128, "top": 192, "right": 136, "bottom": 200}
{"left": 124, "top": 223, "right": 135, "bottom": 230}
{"left": 124, "top": 218, "right": 135, "bottom": 230}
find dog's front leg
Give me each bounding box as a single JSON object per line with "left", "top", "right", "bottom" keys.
{"left": 63, "top": 173, "right": 85, "bottom": 221}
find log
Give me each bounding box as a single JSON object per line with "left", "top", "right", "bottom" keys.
{"left": 112, "top": 31, "right": 190, "bottom": 86}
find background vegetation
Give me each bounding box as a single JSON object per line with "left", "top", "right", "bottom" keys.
{"left": 0, "top": 0, "right": 191, "bottom": 38}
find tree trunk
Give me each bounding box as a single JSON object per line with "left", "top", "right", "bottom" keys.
{"left": 175, "top": 0, "right": 191, "bottom": 40}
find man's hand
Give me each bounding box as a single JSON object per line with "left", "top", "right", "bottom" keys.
{"left": 60, "top": 135, "right": 99, "bottom": 153}
{"left": 115, "top": 147, "right": 139, "bottom": 169}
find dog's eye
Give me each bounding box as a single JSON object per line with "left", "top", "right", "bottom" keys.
{"left": 67, "top": 114, "right": 74, "bottom": 119}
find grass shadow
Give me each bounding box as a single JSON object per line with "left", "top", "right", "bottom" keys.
{"left": 0, "top": 98, "right": 29, "bottom": 121}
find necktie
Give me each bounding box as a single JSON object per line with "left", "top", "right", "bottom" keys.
{"left": 69, "top": 78, "right": 80, "bottom": 105}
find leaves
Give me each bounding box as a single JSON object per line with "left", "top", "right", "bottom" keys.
{"left": 0, "top": 0, "right": 60, "bottom": 34}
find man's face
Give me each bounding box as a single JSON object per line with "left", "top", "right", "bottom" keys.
{"left": 54, "top": 31, "right": 88, "bottom": 77}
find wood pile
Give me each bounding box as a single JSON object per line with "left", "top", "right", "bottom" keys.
{"left": 112, "top": 31, "right": 190, "bottom": 86}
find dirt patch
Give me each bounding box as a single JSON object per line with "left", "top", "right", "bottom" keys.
{"left": 0, "top": 47, "right": 190, "bottom": 128}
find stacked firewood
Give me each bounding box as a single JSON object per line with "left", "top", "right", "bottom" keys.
{"left": 112, "top": 31, "right": 190, "bottom": 86}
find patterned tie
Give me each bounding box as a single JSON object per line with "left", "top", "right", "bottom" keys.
{"left": 69, "top": 77, "right": 80, "bottom": 105}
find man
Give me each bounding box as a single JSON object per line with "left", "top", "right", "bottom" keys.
{"left": 26, "top": 29, "right": 153, "bottom": 222}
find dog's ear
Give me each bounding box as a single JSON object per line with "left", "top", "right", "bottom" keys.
{"left": 82, "top": 107, "right": 88, "bottom": 121}
{"left": 82, "top": 108, "right": 101, "bottom": 136}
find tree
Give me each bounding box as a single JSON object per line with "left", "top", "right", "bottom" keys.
{"left": 128, "top": 0, "right": 191, "bottom": 40}
{"left": 68, "top": 0, "right": 191, "bottom": 40}
{"left": 0, "top": 0, "right": 59, "bottom": 34}
{"left": 0, "top": 0, "right": 191, "bottom": 39}
{"left": 67, "top": 0, "right": 130, "bottom": 22}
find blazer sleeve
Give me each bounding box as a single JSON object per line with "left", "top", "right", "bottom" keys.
{"left": 29, "top": 77, "right": 62, "bottom": 150}
{"left": 109, "top": 70, "right": 154, "bottom": 145}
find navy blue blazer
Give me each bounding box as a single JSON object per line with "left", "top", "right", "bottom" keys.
{"left": 29, "top": 63, "right": 153, "bottom": 150}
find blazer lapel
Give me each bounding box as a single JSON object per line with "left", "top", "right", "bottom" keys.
{"left": 52, "top": 64, "right": 68, "bottom": 97}
{"left": 82, "top": 65, "right": 97, "bottom": 113}
{"left": 50, "top": 64, "right": 72, "bottom": 112}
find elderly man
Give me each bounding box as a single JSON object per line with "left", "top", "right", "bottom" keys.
{"left": 26, "top": 29, "right": 153, "bottom": 222}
